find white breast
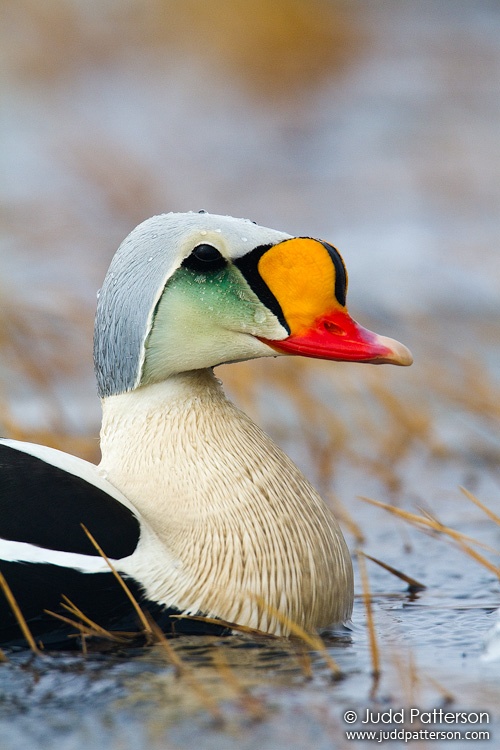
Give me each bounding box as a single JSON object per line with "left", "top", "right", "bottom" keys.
{"left": 98, "top": 370, "right": 353, "bottom": 635}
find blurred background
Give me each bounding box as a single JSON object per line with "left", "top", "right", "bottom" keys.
{"left": 1, "top": 0, "right": 500, "bottom": 496}
{"left": 1, "top": 2, "right": 500, "bottom": 745}
{"left": 0, "top": 0, "right": 498, "bottom": 480}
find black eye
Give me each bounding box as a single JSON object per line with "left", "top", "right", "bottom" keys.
{"left": 193, "top": 244, "right": 222, "bottom": 262}
{"left": 182, "top": 244, "right": 227, "bottom": 273}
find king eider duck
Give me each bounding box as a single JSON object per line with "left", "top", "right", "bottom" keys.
{"left": 0, "top": 212, "right": 412, "bottom": 647}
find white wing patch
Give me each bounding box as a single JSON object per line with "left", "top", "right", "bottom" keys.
{"left": 0, "top": 537, "right": 126, "bottom": 573}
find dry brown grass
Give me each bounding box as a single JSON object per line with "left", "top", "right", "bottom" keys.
{"left": 250, "top": 593, "right": 343, "bottom": 680}
{"left": 0, "top": 571, "right": 41, "bottom": 655}
{"left": 0, "top": 245, "right": 497, "bottom": 721}
{"left": 0, "top": 0, "right": 498, "bottom": 739}
{"left": 223, "top": 355, "right": 432, "bottom": 498}
{"left": 433, "top": 358, "right": 500, "bottom": 424}
{"left": 0, "top": 290, "right": 99, "bottom": 460}
{"left": 81, "top": 524, "right": 154, "bottom": 638}
{"left": 3, "top": 0, "right": 362, "bottom": 99}
{"left": 146, "top": 597, "right": 343, "bottom": 682}
{"left": 355, "top": 550, "right": 380, "bottom": 685}
{"left": 359, "top": 551, "right": 426, "bottom": 593}
{"left": 460, "top": 486, "right": 500, "bottom": 525}
{"left": 360, "top": 494, "right": 500, "bottom": 581}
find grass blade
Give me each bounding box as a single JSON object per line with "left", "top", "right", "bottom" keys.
{"left": 356, "top": 550, "right": 380, "bottom": 682}
{"left": 0, "top": 571, "right": 41, "bottom": 655}
{"left": 360, "top": 551, "right": 426, "bottom": 592}
{"left": 80, "top": 524, "right": 153, "bottom": 638}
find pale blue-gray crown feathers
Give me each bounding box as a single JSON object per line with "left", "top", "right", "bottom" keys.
{"left": 93, "top": 212, "right": 290, "bottom": 397}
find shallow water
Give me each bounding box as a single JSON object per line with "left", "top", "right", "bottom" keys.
{"left": 1, "top": 0, "right": 500, "bottom": 748}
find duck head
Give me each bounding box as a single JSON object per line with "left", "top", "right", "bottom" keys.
{"left": 94, "top": 212, "right": 412, "bottom": 397}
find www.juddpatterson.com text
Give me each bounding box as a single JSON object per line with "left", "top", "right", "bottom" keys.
{"left": 343, "top": 708, "right": 489, "bottom": 725}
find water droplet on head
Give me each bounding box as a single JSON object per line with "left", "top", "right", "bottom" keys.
{"left": 215, "top": 228, "right": 222, "bottom": 233}
{"left": 241, "top": 237, "right": 248, "bottom": 243}
{"left": 200, "top": 230, "right": 207, "bottom": 236}
{"left": 147, "top": 256, "right": 153, "bottom": 262}
{"left": 254, "top": 309, "right": 267, "bottom": 324}
{"left": 151, "top": 233, "right": 158, "bottom": 239}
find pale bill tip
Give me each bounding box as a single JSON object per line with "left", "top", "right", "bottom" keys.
{"left": 376, "top": 335, "right": 413, "bottom": 366}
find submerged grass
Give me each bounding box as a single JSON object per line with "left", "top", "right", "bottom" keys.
{"left": 250, "top": 593, "right": 343, "bottom": 680}
{"left": 148, "top": 620, "right": 226, "bottom": 725}
{"left": 1, "top": 308, "right": 499, "bottom": 717}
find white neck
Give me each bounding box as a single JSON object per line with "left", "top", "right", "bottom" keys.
{"left": 99, "top": 369, "right": 352, "bottom": 634}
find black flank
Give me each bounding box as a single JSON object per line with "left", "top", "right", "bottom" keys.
{"left": 0, "top": 444, "right": 139, "bottom": 558}
{"left": 0, "top": 444, "right": 230, "bottom": 648}
{"left": 0, "top": 562, "right": 229, "bottom": 649}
